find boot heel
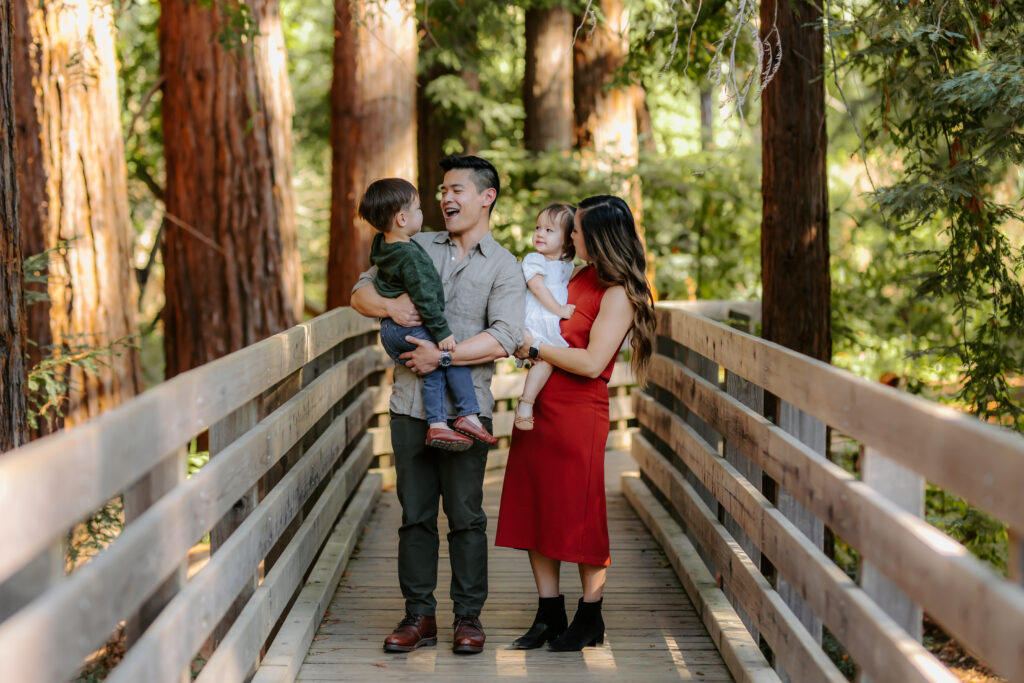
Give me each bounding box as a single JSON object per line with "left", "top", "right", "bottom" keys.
{"left": 590, "top": 634, "right": 604, "bottom": 646}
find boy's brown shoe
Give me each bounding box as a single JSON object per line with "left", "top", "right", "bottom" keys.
{"left": 383, "top": 614, "right": 438, "bottom": 652}
{"left": 425, "top": 426, "right": 473, "bottom": 451}
{"left": 452, "top": 416, "right": 498, "bottom": 445}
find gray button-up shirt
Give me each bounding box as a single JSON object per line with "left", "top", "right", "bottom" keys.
{"left": 353, "top": 230, "right": 526, "bottom": 419}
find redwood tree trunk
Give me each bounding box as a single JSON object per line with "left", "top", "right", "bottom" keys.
{"left": 417, "top": 64, "right": 450, "bottom": 232}
{"left": 524, "top": 7, "right": 573, "bottom": 153}
{"left": 573, "top": 0, "right": 652, "bottom": 291}
{"left": 760, "top": 0, "right": 830, "bottom": 362}
{"left": 13, "top": 0, "right": 141, "bottom": 428}
{"left": 1, "top": 0, "right": 28, "bottom": 451}
{"left": 328, "top": 0, "right": 416, "bottom": 309}
{"left": 160, "top": 0, "right": 302, "bottom": 378}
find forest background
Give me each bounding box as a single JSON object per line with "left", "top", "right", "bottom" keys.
{"left": 1, "top": 0, "right": 1022, "bottom": 675}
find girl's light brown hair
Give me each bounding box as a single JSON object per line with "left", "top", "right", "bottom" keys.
{"left": 576, "top": 195, "right": 656, "bottom": 386}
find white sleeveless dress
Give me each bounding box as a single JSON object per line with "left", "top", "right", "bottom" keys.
{"left": 522, "top": 252, "right": 573, "bottom": 347}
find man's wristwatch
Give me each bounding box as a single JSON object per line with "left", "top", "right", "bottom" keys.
{"left": 528, "top": 343, "right": 541, "bottom": 361}
{"left": 439, "top": 350, "right": 452, "bottom": 367}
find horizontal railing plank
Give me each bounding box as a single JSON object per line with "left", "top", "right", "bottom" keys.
{"left": 0, "top": 349, "right": 381, "bottom": 683}
{"left": 630, "top": 437, "right": 844, "bottom": 683}
{"left": 622, "top": 473, "right": 779, "bottom": 683}
{"left": 0, "top": 308, "right": 377, "bottom": 585}
{"left": 111, "top": 430, "right": 375, "bottom": 683}
{"left": 648, "top": 353, "right": 1024, "bottom": 678}
{"left": 636, "top": 394, "right": 957, "bottom": 683}
{"left": 656, "top": 306, "right": 1024, "bottom": 532}
{"left": 252, "top": 473, "right": 382, "bottom": 683}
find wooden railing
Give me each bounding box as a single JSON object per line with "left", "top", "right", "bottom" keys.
{"left": 0, "top": 308, "right": 388, "bottom": 682}
{"left": 624, "top": 303, "right": 1024, "bottom": 683}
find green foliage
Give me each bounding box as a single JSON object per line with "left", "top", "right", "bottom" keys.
{"left": 834, "top": 0, "right": 1024, "bottom": 431}
{"left": 927, "top": 485, "right": 1008, "bottom": 573}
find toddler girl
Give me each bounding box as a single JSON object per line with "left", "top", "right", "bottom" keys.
{"left": 515, "top": 203, "right": 576, "bottom": 430}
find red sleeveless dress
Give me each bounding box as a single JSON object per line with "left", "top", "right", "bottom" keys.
{"left": 495, "top": 266, "right": 616, "bottom": 566}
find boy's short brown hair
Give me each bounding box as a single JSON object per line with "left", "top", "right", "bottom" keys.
{"left": 359, "top": 178, "right": 418, "bottom": 231}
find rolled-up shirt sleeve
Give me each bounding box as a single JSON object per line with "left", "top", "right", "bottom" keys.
{"left": 484, "top": 255, "right": 526, "bottom": 354}
{"left": 351, "top": 266, "right": 378, "bottom": 295}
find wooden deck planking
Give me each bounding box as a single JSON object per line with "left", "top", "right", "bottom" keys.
{"left": 297, "top": 453, "right": 733, "bottom": 681}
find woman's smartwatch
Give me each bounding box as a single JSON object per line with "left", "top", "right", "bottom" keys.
{"left": 439, "top": 350, "right": 453, "bottom": 367}
{"left": 528, "top": 343, "right": 541, "bottom": 361}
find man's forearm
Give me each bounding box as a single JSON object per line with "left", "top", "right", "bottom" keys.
{"left": 452, "top": 332, "right": 508, "bottom": 365}
{"left": 350, "top": 285, "right": 389, "bottom": 318}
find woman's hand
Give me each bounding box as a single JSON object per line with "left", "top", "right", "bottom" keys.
{"left": 400, "top": 336, "right": 440, "bottom": 375}
{"left": 514, "top": 330, "right": 536, "bottom": 360}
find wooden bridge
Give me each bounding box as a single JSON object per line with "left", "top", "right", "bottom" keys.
{"left": 1, "top": 303, "right": 1022, "bottom": 682}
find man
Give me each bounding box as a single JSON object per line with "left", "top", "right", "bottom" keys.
{"left": 350, "top": 155, "right": 525, "bottom": 654}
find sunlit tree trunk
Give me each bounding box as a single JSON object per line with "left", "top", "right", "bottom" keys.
{"left": 524, "top": 7, "right": 573, "bottom": 153}
{"left": 160, "top": 0, "right": 302, "bottom": 378}
{"left": 760, "top": 0, "right": 830, "bottom": 361}
{"left": 574, "top": 0, "right": 653, "bottom": 293}
{"left": 1, "top": 0, "right": 28, "bottom": 452}
{"left": 328, "top": 0, "right": 417, "bottom": 309}
{"left": 13, "top": 0, "right": 141, "bottom": 428}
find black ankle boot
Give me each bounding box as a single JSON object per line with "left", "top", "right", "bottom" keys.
{"left": 548, "top": 597, "right": 604, "bottom": 651}
{"left": 512, "top": 595, "right": 568, "bottom": 649}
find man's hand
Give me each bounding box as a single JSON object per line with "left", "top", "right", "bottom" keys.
{"left": 514, "top": 330, "right": 536, "bottom": 360}
{"left": 386, "top": 294, "right": 423, "bottom": 327}
{"left": 437, "top": 335, "right": 456, "bottom": 351}
{"left": 558, "top": 304, "right": 576, "bottom": 319}
{"left": 400, "top": 336, "right": 441, "bottom": 375}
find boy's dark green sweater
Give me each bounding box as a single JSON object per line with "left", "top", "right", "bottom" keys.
{"left": 370, "top": 232, "right": 452, "bottom": 342}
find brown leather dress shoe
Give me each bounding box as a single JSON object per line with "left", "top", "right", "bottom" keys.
{"left": 452, "top": 416, "right": 498, "bottom": 445}
{"left": 383, "top": 614, "right": 438, "bottom": 652}
{"left": 425, "top": 426, "right": 473, "bottom": 451}
{"left": 452, "top": 615, "right": 486, "bottom": 654}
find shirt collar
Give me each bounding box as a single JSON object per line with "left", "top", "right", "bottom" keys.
{"left": 432, "top": 230, "right": 497, "bottom": 258}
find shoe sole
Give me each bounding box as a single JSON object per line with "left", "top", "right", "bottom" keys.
{"left": 383, "top": 637, "right": 438, "bottom": 653}
{"left": 452, "top": 427, "right": 498, "bottom": 445}
{"left": 427, "top": 438, "right": 472, "bottom": 452}
{"left": 452, "top": 643, "right": 484, "bottom": 654}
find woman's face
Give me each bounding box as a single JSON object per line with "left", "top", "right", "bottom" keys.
{"left": 571, "top": 211, "right": 590, "bottom": 262}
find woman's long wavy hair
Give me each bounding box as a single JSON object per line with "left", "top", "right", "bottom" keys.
{"left": 577, "top": 195, "right": 656, "bottom": 386}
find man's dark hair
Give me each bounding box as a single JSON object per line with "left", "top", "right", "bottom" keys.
{"left": 439, "top": 155, "right": 500, "bottom": 213}
{"left": 358, "top": 178, "right": 417, "bottom": 231}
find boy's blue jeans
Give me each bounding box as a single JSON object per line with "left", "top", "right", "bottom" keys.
{"left": 378, "top": 319, "right": 479, "bottom": 425}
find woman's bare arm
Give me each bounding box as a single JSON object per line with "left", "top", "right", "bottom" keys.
{"left": 526, "top": 286, "right": 632, "bottom": 378}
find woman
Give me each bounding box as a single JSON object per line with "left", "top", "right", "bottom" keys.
{"left": 495, "top": 195, "right": 656, "bottom": 651}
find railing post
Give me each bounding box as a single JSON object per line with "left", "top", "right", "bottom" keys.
{"left": 723, "top": 369, "right": 763, "bottom": 644}
{"left": 775, "top": 401, "right": 825, "bottom": 682}
{"left": 123, "top": 447, "right": 188, "bottom": 680}
{"left": 208, "top": 399, "right": 260, "bottom": 650}
{"left": 859, "top": 446, "right": 924, "bottom": 683}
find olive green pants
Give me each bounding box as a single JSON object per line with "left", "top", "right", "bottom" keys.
{"left": 390, "top": 413, "right": 490, "bottom": 617}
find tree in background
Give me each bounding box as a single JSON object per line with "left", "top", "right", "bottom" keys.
{"left": 524, "top": 5, "right": 573, "bottom": 152}
{"left": 1, "top": 0, "right": 28, "bottom": 452}
{"left": 12, "top": 0, "right": 142, "bottom": 427}
{"left": 839, "top": 1, "right": 1023, "bottom": 431}
{"left": 160, "top": 0, "right": 302, "bottom": 377}
{"left": 759, "top": 0, "right": 830, "bottom": 362}
{"left": 328, "top": 0, "right": 416, "bottom": 308}
{"left": 573, "top": 0, "right": 650, "bottom": 285}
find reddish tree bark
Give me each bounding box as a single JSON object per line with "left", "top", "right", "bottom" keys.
{"left": 760, "top": 0, "right": 830, "bottom": 362}
{"left": 12, "top": 0, "right": 141, "bottom": 428}
{"left": 160, "top": 0, "right": 302, "bottom": 378}
{"left": 524, "top": 7, "right": 573, "bottom": 153}
{"left": 1, "top": 0, "right": 28, "bottom": 451}
{"left": 328, "top": 0, "right": 417, "bottom": 309}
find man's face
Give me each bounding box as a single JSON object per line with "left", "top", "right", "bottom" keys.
{"left": 439, "top": 169, "right": 493, "bottom": 235}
